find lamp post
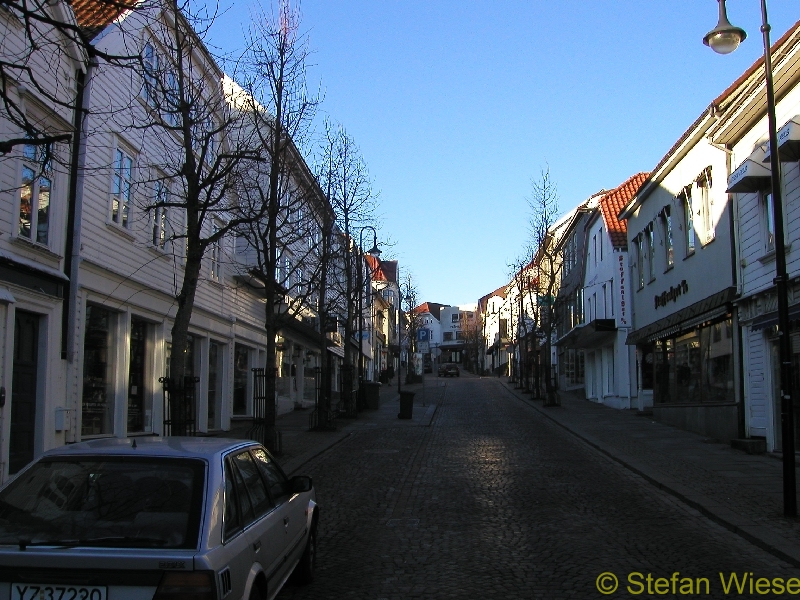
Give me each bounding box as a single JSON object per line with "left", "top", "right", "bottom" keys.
{"left": 357, "top": 226, "right": 380, "bottom": 411}
{"left": 397, "top": 265, "right": 403, "bottom": 395}
{"left": 704, "top": 0, "right": 796, "bottom": 517}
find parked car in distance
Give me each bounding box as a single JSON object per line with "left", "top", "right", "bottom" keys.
{"left": 438, "top": 363, "right": 460, "bottom": 377}
{"left": 0, "top": 437, "right": 318, "bottom": 600}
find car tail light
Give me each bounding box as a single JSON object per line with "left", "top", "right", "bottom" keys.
{"left": 153, "top": 570, "right": 216, "bottom": 600}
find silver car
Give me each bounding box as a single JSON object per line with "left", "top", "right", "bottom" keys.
{"left": 0, "top": 437, "right": 318, "bottom": 600}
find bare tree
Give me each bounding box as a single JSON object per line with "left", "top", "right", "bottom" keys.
{"left": 507, "top": 252, "right": 539, "bottom": 391}
{"left": 231, "top": 1, "right": 323, "bottom": 449}
{"left": 400, "top": 270, "right": 422, "bottom": 383}
{"left": 527, "top": 167, "right": 562, "bottom": 405}
{"left": 88, "top": 0, "right": 270, "bottom": 431}
{"left": 315, "top": 120, "right": 378, "bottom": 414}
{"left": 0, "top": 0, "right": 146, "bottom": 156}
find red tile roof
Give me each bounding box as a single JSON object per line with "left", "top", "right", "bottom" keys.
{"left": 70, "top": 0, "right": 136, "bottom": 39}
{"left": 365, "top": 254, "right": 386, "bottom": 281}
{"left": 599, "top": 172, "right": 650, "bottom": 249}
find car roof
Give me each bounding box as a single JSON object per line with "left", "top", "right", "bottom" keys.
{"left": 42, "top": 436, "right": 259, "bottom": 461}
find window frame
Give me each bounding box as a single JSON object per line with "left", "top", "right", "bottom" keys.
{"left": 661, "top": 206, "right": 674, "bottom": 270}
{"left": 681, "top": 186, "right": 695, "bottom": 257}
{"left": 110, "top": 145, "right": 135, "bottom": 229}
{"left": 18, "top": 142, "right": 53, "bottom": 246}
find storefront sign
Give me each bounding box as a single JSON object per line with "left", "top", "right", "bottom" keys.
{"left": 618, "top": 255, "right": 628, "bottom": 326}
{"left": 655, "top": 280, "right": 689, "bottom": 309}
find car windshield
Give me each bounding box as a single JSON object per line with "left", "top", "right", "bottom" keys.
{"left": 0, "top": 457, "right": 205, "bottom": 549}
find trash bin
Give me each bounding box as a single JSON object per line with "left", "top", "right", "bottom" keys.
{"left": 365, "top": 382, "right": 381, "bottom": 410}
{"left": 398, "top": 391, "right": 415, "bottom": 419}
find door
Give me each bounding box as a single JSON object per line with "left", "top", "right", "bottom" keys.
{"left": 10, "top": 310, "right": 39, "bottom": 474}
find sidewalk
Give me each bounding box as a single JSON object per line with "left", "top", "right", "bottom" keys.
{"left": 497, "top": 379, "right": 800, "bottom": 568}
{"left": 270, "top": 375, "right": 444, "bottom": 476}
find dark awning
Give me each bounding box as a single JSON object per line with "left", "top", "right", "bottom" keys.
{"left": 626, "top": 287, "right": 736, "bottom": 345}
{"left": 555, "top": 319, "right": 617, "bottom": 349}
{"left": 750, "top": 303, "right": 800, "bottom": 331}
{"left": 278, "top": 316, "right": 324, "bottom": 349}
{"left": 764, "top": 117, "right": 800, "bottom": 163}
{"left": 726, "top": 159, "right": 771, "bottom": 193}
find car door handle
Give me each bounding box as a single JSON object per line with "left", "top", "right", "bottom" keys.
{"left": 283, "top": 517, "right": 289, "bottom": 527}
{"left": 253, "top": 540, "right": 261, "bottom": 552}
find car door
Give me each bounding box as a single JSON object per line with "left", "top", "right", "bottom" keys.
{"left": 251, "top": 448, "right": 308, "bottom": 573}
{"left": 229, "top": 451, "right": 286, "bottom": 590}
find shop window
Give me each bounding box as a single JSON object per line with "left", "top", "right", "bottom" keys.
{"left": 82, "top": 305, "right": 116, "bottom": 436}
{"left": 653, "top": 319, "right": 733, "bottom": 405}
{"left": 127, "top": 317, "right": 154, "bottom": 433}
{"left": 208, "top": 341, "right": 224, "bottom": 429}
{"left": 233, "top": 343, "right": 251, "bottom": 416}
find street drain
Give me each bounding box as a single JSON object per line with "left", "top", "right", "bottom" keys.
{"left": 386, "top": 518, "right": 419, "bottom": 528}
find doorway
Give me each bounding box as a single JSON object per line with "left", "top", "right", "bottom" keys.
{"left": 11, "top": 310, "right": 39, "bottom": 474}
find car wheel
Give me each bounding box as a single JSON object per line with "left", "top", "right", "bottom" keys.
{"left": 295, "top": 526, "right": 317, "bottom": 584}
{"left": 249, "top": 581, "right": 265, "bottom": 600}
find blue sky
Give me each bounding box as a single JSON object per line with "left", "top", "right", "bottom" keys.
{"left": 206, "top": 1, "right": 798, "bottom": 306}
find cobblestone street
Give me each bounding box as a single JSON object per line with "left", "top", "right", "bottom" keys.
{"left": 277, "top": 375, "right": 799, "bottom": 599}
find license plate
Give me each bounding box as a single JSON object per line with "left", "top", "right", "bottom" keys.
{"left": 11, "top": 583, "right": 107, "bottom": 600}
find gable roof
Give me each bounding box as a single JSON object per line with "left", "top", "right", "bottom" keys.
{"left": 598, "top": 173, "right": 649, "bottom": 249}
{"left": 413, "top": 302, "right": 448, "bottom": 319}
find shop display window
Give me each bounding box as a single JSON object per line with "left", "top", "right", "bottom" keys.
{"left": 82, "top": 306, "right": 116, "bottom": 436}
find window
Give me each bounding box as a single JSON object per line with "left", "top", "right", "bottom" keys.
{"left": 210, "top": 222, "right": 222, "bottom": 280}
{"left": 142, "top": 42, "right": 158, "bottom": 106}
{"left": 636, "top": 235, "right": 645, "bottom": 290}
{"left": 164, "top": 71, "right": 180, "bottom": 126}
{"left": 443, "top": 332, "right": 453, "bottom": 341}
{"left": 697, "top": 167, "right": 713, "bottom": 243}
{"left": 111, "top": 147, "right": 134, "bottom": 228}
{"left": 251, "top": 446, "right": 290, "bottom": 505}
{"left": 661, "top": 206, "right": 674, "bottom": 269}
{"left": 451, "top": 313, "right": 460, "bottom": 323}
{"left": 681, "top": 187, "right": 695, "bottom": 256}
{"left": 764, "top": 191, "right": 776, "bottom": 252}
{"left": 599, "top": 228, "right": 604, "bottom": 261}
{"left": 592, "top": 235, "right": 597, "bottom": 265}
{"left": 152, "top": 180, "right": 170, "bottom": 248}
{"left": 19, "top": 142, "right": 52, "bottom": 245}
{"left": 82, "top": 305, "right": 116, "bottom": 436}
{"left": 646, "top": 222, "right": 655, "bottom": 282}
{"left": 231, "top": 451, "right": 272, "bottom": 517}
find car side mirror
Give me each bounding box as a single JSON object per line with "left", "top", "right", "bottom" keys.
{"left": 290, "top": 475, "right": 313, "bottom": 493}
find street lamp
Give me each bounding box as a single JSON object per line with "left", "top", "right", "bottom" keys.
{"left": 704, "top": 0, "right": 796, "bottom": 517}
{"left": 357, "top": 226, "right": 380, "bottom": 411}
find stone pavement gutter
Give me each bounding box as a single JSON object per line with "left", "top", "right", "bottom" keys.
{"left": 495, "top": 378, "right": 800, "bottom": 568}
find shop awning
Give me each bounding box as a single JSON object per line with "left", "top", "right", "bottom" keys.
{"left": 726, "top": 159, "right": 771, "bottom": 193}
{"left": 556, "top": 319, "right": 617, "bottom": 349}
{"left": 278, "top": 316, "right": 324, "bottom": 349}
{"left": 750, "top": 303, "right": 800, "bottom": 331}
{"left": 327, "top": 345, "right": 345, "bottom": 358}
{"left": 626, "top": 287, "right": 736, "bottom": 345}
{"left": 764, "top": 117, "right": 800, "bottom": 163}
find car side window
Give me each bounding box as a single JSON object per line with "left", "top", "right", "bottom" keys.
{"left": 228, "top": 456, "right": 255, "bottom": 527}
{"left": 251, "top": 447, "right": 291, "bottom": 505}
{"left": 223, "top": 460, "right": 241, "bottom": 540}
{"left": 232, "top": 450, "right": 274, "bottom": 518}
